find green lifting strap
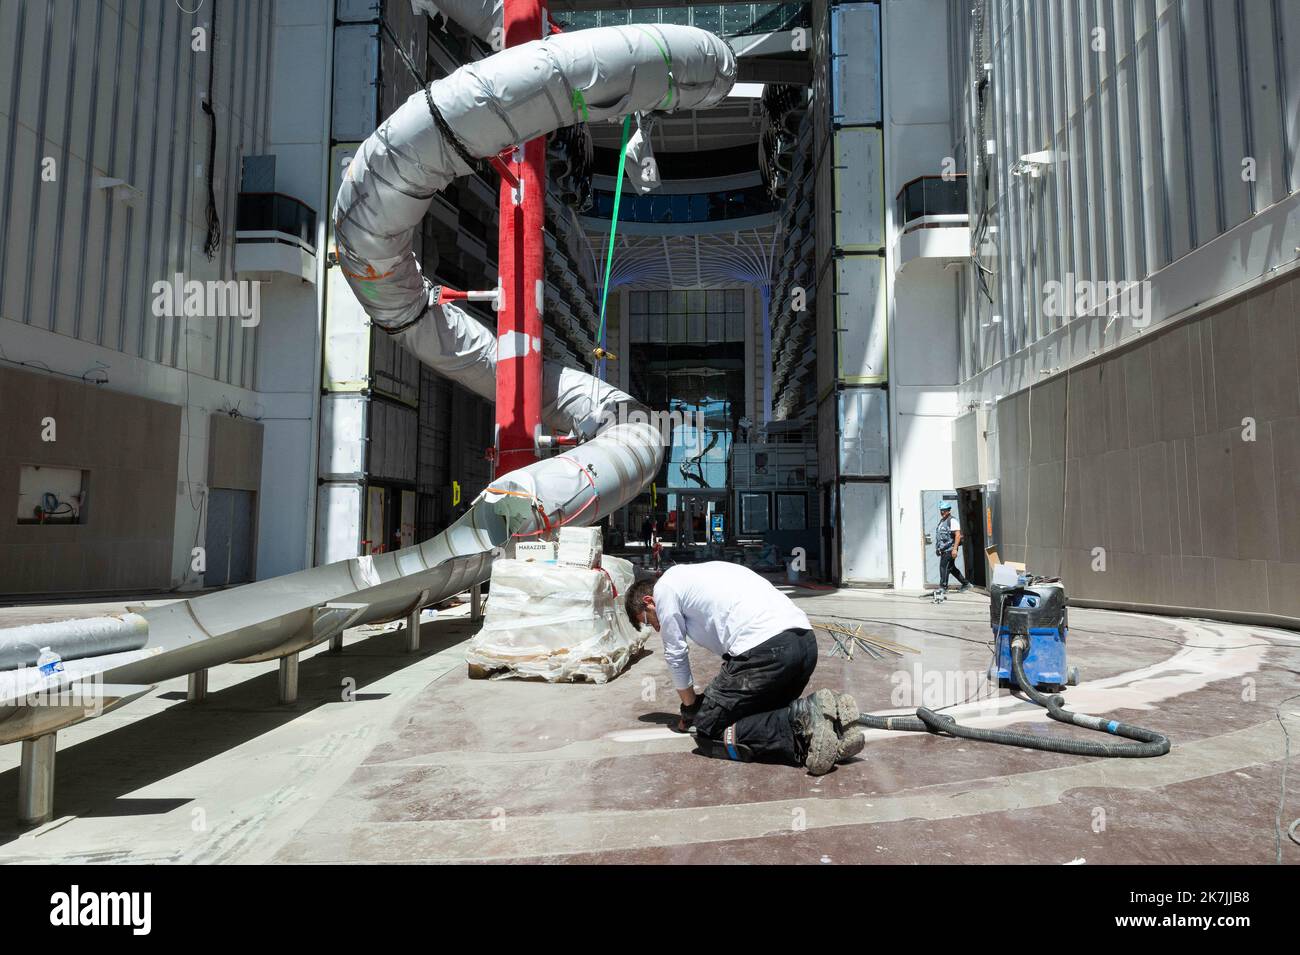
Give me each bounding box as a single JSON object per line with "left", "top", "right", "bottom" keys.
{"left": 596, "top": 113, "right": 633, "bottom": 354}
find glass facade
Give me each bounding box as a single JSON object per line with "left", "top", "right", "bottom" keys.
{"left": 590, "top": 185, "right": 773, "bottom": 225}
{"left": 628, "top": 288, "right": 748, "bottom": 344}
{"left": 626, "top": 288, "right": 749, "bottom": 542}
{"left": 556, "top": 4, "right": 806, "bottom": 36}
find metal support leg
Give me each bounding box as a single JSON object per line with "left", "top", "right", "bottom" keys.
{"left": 18, "top": 733, "right": 56, "bottom": 827}
{"left": 278, "top": 653, "right": 299, "bottom": 704}
{"left": 406, "top": 605, "right": 422, "bottom": 653}
{"left": 187, "top": 669, "right": 208, "bottom": 702}
{"left": 471, "top": 583, "right": 483, "bottom": 621}
{"left": 329, "top": 633, "right": 344, "bottom": 653}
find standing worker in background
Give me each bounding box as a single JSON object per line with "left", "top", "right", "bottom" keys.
{"left": 624, "top": 563, "right": 864, "bottom": 775}
{"left": 936, "top": 502, "right": 972, "bottom": 594}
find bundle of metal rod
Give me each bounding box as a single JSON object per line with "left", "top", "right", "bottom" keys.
{"left": 815, "top": 620, "right": 919, "bottom": 660}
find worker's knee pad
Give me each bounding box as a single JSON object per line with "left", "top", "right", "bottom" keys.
{"left": 694, "top": 725, "right": 756, "bottom": 762}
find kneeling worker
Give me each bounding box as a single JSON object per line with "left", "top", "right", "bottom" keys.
{"left": 625, "top": 562, "right": 864, "bottom": 775}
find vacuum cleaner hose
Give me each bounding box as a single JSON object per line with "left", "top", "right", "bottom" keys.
{"left": 856, "top": 637, "right": 1171, "bottom": 758}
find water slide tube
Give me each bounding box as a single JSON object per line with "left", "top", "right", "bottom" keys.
{"left": 0, "top": 11, "right": 736, "bottom": 743}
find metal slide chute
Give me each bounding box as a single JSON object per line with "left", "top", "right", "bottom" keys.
{"left": 0, "top": 17, "right": 735, "bottom": 743}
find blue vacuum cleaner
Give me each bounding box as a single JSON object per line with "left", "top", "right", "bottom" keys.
{"left": 988, "top": 580, "right": 1079, "bottom": 692}
{"left": 851, "top": 576, "right": 1169, "bottom": 757}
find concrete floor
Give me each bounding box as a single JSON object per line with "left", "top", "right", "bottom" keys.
{"left": 1, "top": 586, "right": 1297, "bottom": 864}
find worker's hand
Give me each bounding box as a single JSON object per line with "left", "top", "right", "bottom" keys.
{"left": 675, "top": 695, "right": 704, "bottom": 733}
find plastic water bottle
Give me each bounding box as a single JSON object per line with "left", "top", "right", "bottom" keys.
{"left": 37, "top": 647, "right": 64, "bottom": 677}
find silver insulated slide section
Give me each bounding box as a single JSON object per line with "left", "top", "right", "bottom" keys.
{"left": 0, "top": 19, "right": 735, "bottom": 738}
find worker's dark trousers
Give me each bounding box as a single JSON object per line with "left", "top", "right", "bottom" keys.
{"left": 693, "top": 628, "right": 818, "bottom": 766}
{"left": 939, "top": 552, "right": 967, "bottom": 589}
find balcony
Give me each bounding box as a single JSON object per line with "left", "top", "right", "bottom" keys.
{"left": 894, "top": 175, "right": 969, "bottom": 273}
{"left": 234, "top": 192, "right": 319, "bottom": 283}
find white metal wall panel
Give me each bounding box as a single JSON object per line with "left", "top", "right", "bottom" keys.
{"left": 833, "top": 128, "right": 884, "bottom": 251}
{"left": 835, "top": 255, "right": 887, "bottom": 383}
{"left": 1243, "top": 0, "right": 1286, "bottom": 211}
{"left": 840, "top": 482, "right": 891, "bottom": 583}
{"left": 838, "top": 387, "right": 889, "bottom": 477}
{"left": 332, "top": 24, "right": 380, "bottom": 142}
{"left": 1207, "top": 1, "right": 1251, "bottom": 231}
{"left": 315, "top": 483, "right": 363, "bottom": 565}
{"left": 1282, "top": 0, "right": 1300, "bottom": 196}
{"left": 320, "top": 393, "right": 368, "bottom": 480}
{"left": 324, "top": 267, "right": 373, "bottom": 390}
{"left": 830, "top": 2, "right": 881, "bottom": 125}
{"left": 1181, "top": 0, "right": 1219, "bottom": 248}
{"left": 1156, "top": 4, "right": 1192, "bottom": 262}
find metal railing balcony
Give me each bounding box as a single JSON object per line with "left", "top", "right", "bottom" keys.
{"left": 236, "top": 192, "right": 317, "bottom": 250}
{"left": 896, "top": 175, "right": 968, "bottom": 233}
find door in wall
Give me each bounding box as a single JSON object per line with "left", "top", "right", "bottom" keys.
{"left": 205, "top": 488, "right": 257, "bottom": 586}
{"left": 921, "top": 489, "right": 959, "bottom": 589}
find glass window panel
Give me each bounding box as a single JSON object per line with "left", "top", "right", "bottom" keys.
{"left": 727, "top": 288, "right": 745, "bottom": 311}
{"left": 693, "top": 6, "right": 723, "bottom": 33}
{"left": 661, "top": 7, "right": 690, "bottom": 26}
{"left": 631, "top": 291, "right": 647, "bottom": 313}
{"left": 649, "top": 314, "right": 666, "bottom": 342}
{"left": 777, "top": 493, "right": 807, "bottom": 531}
{"left": 647, "top": 290, "right": 666, "bottom": 313}
{"left": 707, "top": 314, "right": 725, "bottom": 341}
{"left": 631, "top": 312, "right": 646, "bottom": 341}
{"left": 726, "top": 313, "right": 745, "bottom": 341}
{"left": 688, "top": 194, "right": 709, "bottom": 222}
{"left": 707, "top": 289, "right": 726, "bottom": 313}
{"left": 669, "top": 290, "right": 687, "bottom": 313}
{"left": 631, "top": 7, "right": 659, "bottom": 24}
{"left": 687, "top": 290, "right": 705, "bottom": 313}
{"left": 600, "top": 10, "right": 629, "bottom": 26}
{"left": 723, "top": 4, "right": 754, "bottom": 35}
{"left": 688, "top": 313, "right": 706, "bottom": 342}
{"left": 668, "top": 313, "right": 686, "bottom": 342}
{"left": 741, "top": 493, "right": 770, "bottom": 534}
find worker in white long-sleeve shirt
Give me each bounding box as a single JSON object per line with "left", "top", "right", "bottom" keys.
{"left": 624, "top": 562, "right": 864, "bottom": 775}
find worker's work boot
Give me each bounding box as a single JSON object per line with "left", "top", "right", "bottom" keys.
{"left": 812, "top": 688, "right": 859, "bottom": 733}
{"left": 836, "top": 726, "right": 866, "bottom": 764}
{"left": 790, "top": 693, "right": 840, "bottom": 775}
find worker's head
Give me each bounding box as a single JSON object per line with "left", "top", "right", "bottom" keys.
{"left": 939, "top": 502, "right": 952, "bottom": 514}
{"left": 624, "top": 578, "right": 658, "bottom": 630}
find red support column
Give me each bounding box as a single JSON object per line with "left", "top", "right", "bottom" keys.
{"left": 495, "top": 0, "right": 545, "bottom": 476}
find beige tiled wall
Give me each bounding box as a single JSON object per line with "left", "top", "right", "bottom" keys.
{"left": 0, "top": 367, "right": 181, "bottom": 595}
{"left": 996, "top": 269, "right": 1300, "bottom": 619}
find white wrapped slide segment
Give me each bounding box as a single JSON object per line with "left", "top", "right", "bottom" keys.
{"left": 468, "top": 555, "right": 644, "bottom": 682}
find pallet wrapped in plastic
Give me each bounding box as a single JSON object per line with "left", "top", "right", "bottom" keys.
{"left": 465, "top": 554, "right": 645, "bottom": 683}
